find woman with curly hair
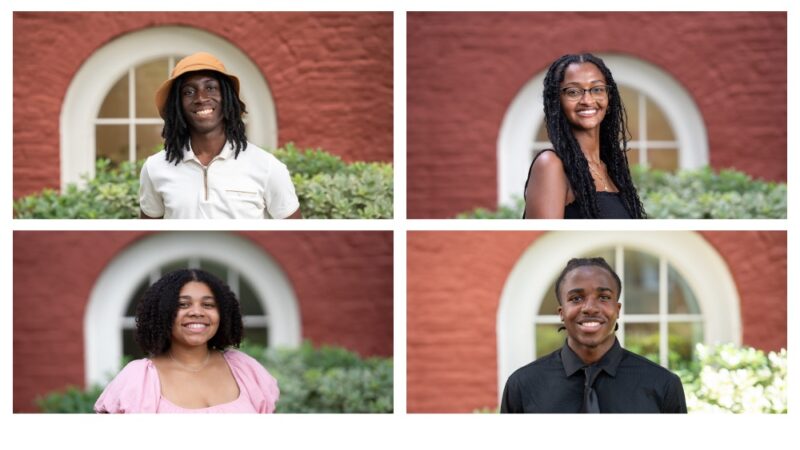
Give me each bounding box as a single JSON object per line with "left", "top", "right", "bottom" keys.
{"left": 524, "top": 53, "right": 646, "bottom": 219}
{"left": 95, "top": 269, "right": 279, "bottom": 413}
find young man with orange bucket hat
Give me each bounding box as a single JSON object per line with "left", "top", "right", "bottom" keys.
{"left": 140, "top": 52, "right": 301, "bottom": 219}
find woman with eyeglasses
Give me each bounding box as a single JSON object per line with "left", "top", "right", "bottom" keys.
{"left": 523, "top": 53, "right": 646, "bottom": 219}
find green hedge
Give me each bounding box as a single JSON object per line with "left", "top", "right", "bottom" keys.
{"left": 13, "top": 144, "right": 393, "bottom": 219}
{"left": 240, "top": 340, "right": 393, "bottom": 413}
{"left": 36, "top": 342, "right": 393, "bottom": 413}
{"left": 457, "top": 166, "right": 787, "bottom": 219}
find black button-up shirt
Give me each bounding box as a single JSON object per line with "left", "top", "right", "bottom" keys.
{"left": 501, "top": 339, "right": 687, "bottom": 413}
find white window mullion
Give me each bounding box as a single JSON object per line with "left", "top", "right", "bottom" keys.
{"left": 659, "top": 257, "right": 669, "bottom": 367}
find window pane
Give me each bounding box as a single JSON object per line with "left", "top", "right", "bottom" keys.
{"left": 624, "top": 250, "right": 659, "bottom": 314}
{"left": 668, "top": 265, "right": 701, "bottom": 314}
{"left": 135, "top": 58, "right": 168, "bottom": 118}
{"left": 243, "top": 326, "right": 269, "bottom": 348}
{"left": 538, "top": 286, "right": 560, "bottom": 315}
{"left": 648, "top": 149, "right": 679, "bottom": 172}
{"left": 96, "top": 125, "right": 128, "bottom": 164}
{"left": 668, "top": 322, "right": 703, "bottom": 370}
{"left": 98, "top": 72, "right": 129, "bottom": 118}
{"left": 619, "top": 85, "right": 638, "bottom": 141}
{"left": 126, "top": 278, "right": 151, "bottom": 316}
{"left": 163, "top": 259, "right": 191, "bottom": 274}
{"left": 626, "top": 149, "right": 641, "bottom": 166}
{"left": 200, "top": 259, "right": 227, "bottom": 283}
{"left": 136, "top": 125, "right": 163, "bottom": 161}
{"left": 646, "top": 96, "right": 675, "bottom": 141}
{"left": 624, "top": 322, "right": 659, "bottom": 364}
{"left": 535, "top": 124, "right": 548, "bottom": 142}
{"left": 535, "top": 324, "right": 564, "bottom": 357}
{"left": 123, "top": 328, "right": 146, "bottom": 361}
{"left": 239, "top": 275, "right": 265, "bottom": 316}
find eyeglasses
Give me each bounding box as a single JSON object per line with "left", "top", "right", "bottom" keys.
{"left": 560, "top": 85, "right": 612, "bottom": 101}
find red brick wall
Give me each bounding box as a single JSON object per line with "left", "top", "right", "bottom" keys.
{"left": 408, "top": 12, "right": 787, "bottom": 218}
{"left": 13, "top": 231, "right": 393, "bottom": 412}
{"left": 406, "top": 231, "right": 786, "bottom": 412}
{"left": 13, "top": 12, "right": 393, "bottom": 198}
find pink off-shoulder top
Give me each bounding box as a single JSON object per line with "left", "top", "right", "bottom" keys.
{"left": 94, "top": 349, "right": 279, "bottom": 413}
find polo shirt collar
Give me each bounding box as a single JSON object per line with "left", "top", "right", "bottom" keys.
{"left": 560, "top": 337, "right": 623, "bottom": 378}
{"left": 183, "top": 141, "right": 234, "bottom": 164}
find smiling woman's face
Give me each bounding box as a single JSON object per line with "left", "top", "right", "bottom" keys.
{"left": 558, "top": 265, "right": 620, "bottom": 353}
{"left": 560, "top": 62, "right": 608, "bottom": 132}
{"left": 171, "top": 281, "right": 220, "bottom": 349}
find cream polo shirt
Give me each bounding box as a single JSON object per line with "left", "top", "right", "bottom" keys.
{"left": 139, "top": 142, "right": 300, "bottom": 219}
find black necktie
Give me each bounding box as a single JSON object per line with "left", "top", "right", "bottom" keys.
{"left": 582, "top": 366, "right": 601, "bottom": 413}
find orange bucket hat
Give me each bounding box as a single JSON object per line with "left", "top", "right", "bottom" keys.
{"left": 154, "top": 52, "right": 241, "bottom": 119}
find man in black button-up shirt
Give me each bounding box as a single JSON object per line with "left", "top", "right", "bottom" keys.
{"left": 501, "top": 257, "right": 687, "bottom": 413}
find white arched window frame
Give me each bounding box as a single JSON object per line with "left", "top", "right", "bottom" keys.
{"left": 497, "top": 53, "right": 709, "bottom": 206}
{"left": 84, "top": 232, "right": 301, "bottom": 386}
{"left": 61, "top": 26, "right": 278, "bottom": 189}
{"left": 496, "top": 231, "right": 741, "bottom": 400}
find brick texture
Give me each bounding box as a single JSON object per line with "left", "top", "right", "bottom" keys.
{"left": 13, "top": 12, "right": 393, "bottom": 198}
{"left": 406, "top": 231, "right": 786, "bottom": 412}
{"left": 13, "top": 231, "right": 393, "bottom": 412}
{"left": 408, "top": 12, "right": 786, "bottom": 218}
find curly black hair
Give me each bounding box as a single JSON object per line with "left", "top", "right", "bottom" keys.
{"left": 135, "top": 268, "right": 243, "bottom": 356}
{"left": 161, "top": 70, "right": 248, "bottom": 165}
{"left": 541, "top": 53, "right": 646, "bottom": 218}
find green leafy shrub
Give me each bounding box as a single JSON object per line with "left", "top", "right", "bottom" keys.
{"left": 14, "top": 159, "right": 142, "bottom": 219}
{"left": 273, "top": 144, "right": 393, "bottom": 219}
{"left": 677, "top": 343, "right": 787, "bottom": 413}
{"left": 36, "top": 385, "right": 105, "bottom": 414}
{"left": 457, "top": 166, "right": 786, "bottom": 219}
{"left": 14, "top": 144, "right": 393, "bottom": 219}
{"left": 240, "top": 340, "right": 393, "bottom": 413}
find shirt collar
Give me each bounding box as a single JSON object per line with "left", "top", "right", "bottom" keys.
{"left": 182, "top": 141, "right": 234, "bottom": 164}
{"left": 560, "top": 338, "right": 623, "bottom": 378}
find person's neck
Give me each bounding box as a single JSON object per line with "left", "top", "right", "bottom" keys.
{"left": 168, "top": 343, "right": 211, "bottom": 365}
{"left": 567, "top": 336, "right": 615, "bottom": 365}
{"left": 573, "top": 128, "right": 601, "bottom": 163}
{"left": 190, "top": 130, "right": 227, "bottom": 166}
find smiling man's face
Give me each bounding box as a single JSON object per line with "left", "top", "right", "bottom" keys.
{"left": 558, "top": 265, "right": 621, "bottom": 355}
{"left": 179, "top": 71, "right": 225, "bottom": 135}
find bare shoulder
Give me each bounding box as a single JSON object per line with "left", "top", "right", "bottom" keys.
{"left": 525, "top": 150, "right": 569, "bottom": 219}
{"left": 531, "top": 150, "right": 565, "bottom": 175}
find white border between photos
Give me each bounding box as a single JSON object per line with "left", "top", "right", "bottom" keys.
{"left": 3, "top": 0, "right": 795, "bottom": 449}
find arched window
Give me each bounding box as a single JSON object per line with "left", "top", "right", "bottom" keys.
{"left": 84, "top": 232, "right": 301, "bottom": 385}
{"left": 497, "top": 53, "right": 709, "bottom": 206}
{"left": 61, "top": 26, "right": 278, "bottom": 189}
{"left": 496, "top": 231, "right": 741, "bottom": 399}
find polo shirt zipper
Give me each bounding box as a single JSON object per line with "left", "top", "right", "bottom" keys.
{"left": 202, "top": 159, "right": 219, "bottom": 201}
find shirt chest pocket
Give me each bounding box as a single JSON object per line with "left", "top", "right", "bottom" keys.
{"left": 221, "top": 187, "right": 265, "bottom": 210}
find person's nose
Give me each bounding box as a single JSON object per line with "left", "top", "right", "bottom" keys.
{"left": 578, "top": 89, "right": 594, "bottom": 104}
{"left": 581, "top": 295, "right": 600, "bottom": 314}
{"left": 187, "top": 303, "right": 205, "bottom": 317}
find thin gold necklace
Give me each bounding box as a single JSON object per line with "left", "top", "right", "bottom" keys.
{"left": 587, "top": 160, "right": 609, "bottom": 191}
{"left": 169, "top": 350, "right": 211, "bottom": 372}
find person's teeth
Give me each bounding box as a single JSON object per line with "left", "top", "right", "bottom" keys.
{"left": 186, "top": 323, "right": 206, "bottom": 329}
{"left": 196, "top": 109, "right": 213, "bottom": 116}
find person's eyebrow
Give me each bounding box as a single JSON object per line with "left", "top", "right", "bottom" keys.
{"left": 178, "top": 294, "right": 216, "bottom": 300}
{"left": 566, "top": 287, "right": 586, "bottom": 295}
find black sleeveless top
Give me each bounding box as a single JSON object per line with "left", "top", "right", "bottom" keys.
{"left": 523, "top": 149, "right": 632, "bottom": 219}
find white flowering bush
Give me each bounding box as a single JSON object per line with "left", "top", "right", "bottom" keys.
{"left": 679, "top": 343, "right": 787, "bottom": 413}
